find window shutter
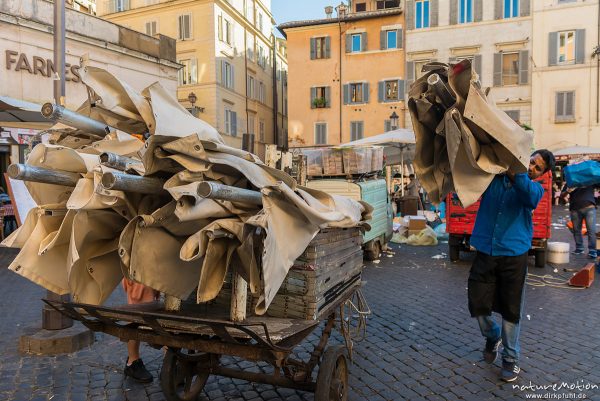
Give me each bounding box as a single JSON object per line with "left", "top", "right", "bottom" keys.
{"left": 378, "top": 81, "right": 385, "bottom": 102}
{"left": 310, "top": 38, "right": 316, "bottom": 60}
{"left": 325, "top": 37, "right": 331, "bottom": 58}
{"left": 519, "top": 0, "right": 530, "bottom": 17}
{"left": 109, "top": 0, "right": 115, "bottom": 13}
{"left": 325, "top": 86, "right": 331, "bottom": 107}
{"left": 380, "top": 30, "right": 386, "bottom": 50}
{"left": 449, "top": 0, "right": 458, "bottom": 25}
{"left": 430, "top": 0, "right": 439, "bottom": 27}
{"left": 406, "top": 61, "right": 415, "bottom": 91}
{"left": 494, "top": 0, "right": 503, "bottom": 19}
{"left": 518, "top": 50, "right": 529, "bottom": 85}
{"left": 398, "top": 79, "right": 405, "bottom": 100}
{"left": 406, "top": 0, "right": 414, "bottom": 30}
{"left": 345, "top": 34, "right": 352, "bottom": 53}
{"left": 230, "top": 65, "right": 235, "bottom": 89}
{"left": 124, "top": 0, "right": 130, "bottom": 10}
{"left": 359, "top": 122, "right": 364, "bottom": 139}
{"left": 218, "top": 16, "right": 223, "bottom": 41}
{"left": 548, "top": 32, "right": 558, "bottom": 66}
{"left": 385, "top": 120, "right": 391, "bottom": 132}
{"left": 184, "top": 15, "right": 191, "bottom": 39}
{"left": 474, "top": 0, "right": 483, "bottom": 22}
{"left": 566, "top": 92, "right": 574, "bottom": 117}
{"left": 575, "top": 29, "right": 586, "bottom": 64}
{"left": 473, "top": 54, "right": 483, "bottom": 80}
{"left": 178, "top": 15, "right": 184, "bottom": 40}
{"left": 556, "top": 92, "right": 565, "bottom": 119}
{"left": 310, "top": 87, "right": 317, "bottom": 109}
{"left": 493, "top": 53, "right": 502, "bottom": 86}
{"left": 397, "top": 29, "right": 403, "bottom": 49}
{"left": 363, "top": 82, "right": 369, "bottom": 103}
{"left": 361, "top": 32, "right": 368, "bottom": 51}
{"left": 343, "top": 84, "right": 350, "bottom": 104}
{"left": 231, "top": 112, "right": 237, "bottom": 136}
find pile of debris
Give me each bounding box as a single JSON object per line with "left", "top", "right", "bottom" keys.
{"left": 407, "top": 60, "right": 533, "bottom": 207}
{"left": 3, "top": 65, "right": 372, "bottom": 317}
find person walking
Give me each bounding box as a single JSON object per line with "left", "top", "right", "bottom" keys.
{"left": 404, "top": 174, "right": 420, "bottom": 197}
{"left": 468, "top": 149, "right": 555, "bottom": 382}
{"left": 562, "top": 184, "right": 597, "bottom": 258}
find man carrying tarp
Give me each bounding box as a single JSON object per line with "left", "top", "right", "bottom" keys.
{"left": 468, "top": 149, "right": 555, "bottom": 382}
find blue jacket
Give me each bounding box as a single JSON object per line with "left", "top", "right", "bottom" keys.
{"left": 471, "top": 173, "right": 544, "bottom": 256}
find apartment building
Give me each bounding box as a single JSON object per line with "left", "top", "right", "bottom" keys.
{"left": 531, "top": 0, "right": 600, "bottom": 150}
{"left": 98, "top": 0, "right": 287, "bottom": 159}
{"left": 405, "top": 0, "right": 533, "bottom": 130}
{"left": 279, "top": 0, "right": 405, "bottom": 147}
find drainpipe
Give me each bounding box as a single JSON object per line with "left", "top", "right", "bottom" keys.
{"left": 338, "top": 18, "right": 343, "bottom": 143}
{"left": 596, "top": 0, "right": 600, "bottom": 124}
{"left": 54, "top": 0, "right": 66, "bottom": 105}
{"left": 244, "top": 28, "right": 249, "bottom": 143}
{"left": 272, "top": 35, "right": 279, "bottom": 150}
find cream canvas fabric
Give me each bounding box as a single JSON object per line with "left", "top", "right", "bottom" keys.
{"left": 408, "top": 60, "right": 533, "bottom": 207}
{"left": 3, "top": 66, "right": 371, "bottom": 314}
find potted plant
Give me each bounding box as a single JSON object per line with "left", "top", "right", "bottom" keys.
{"left": 312, "top": 97, "right": 327, "bottom": 108}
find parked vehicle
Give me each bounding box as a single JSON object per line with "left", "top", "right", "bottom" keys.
{"left": 446, "top": 171, "right": 552, "bottom": 266}
{"left": 306, "top": 178, "right": 393, "bottom": 260}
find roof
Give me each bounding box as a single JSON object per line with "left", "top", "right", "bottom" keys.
{"left": 277, "top": 8, "right": 402, "bottom": 37}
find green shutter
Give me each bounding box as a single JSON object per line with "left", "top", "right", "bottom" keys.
{"left": 575, "top": 29, "right": 586, "bottom": 64}
{"left": 493, "top": 53, "right": 502, "bottom": 86}
{"left": 343, "top": 84, "right": 350, "bottom": 104}
{"left": 378, "top": 81, "right": 385, "bottom": 102}
{"left": 310, "top": 38, "right": 316, "bottom": 60}
{"left": 363, "top": 82, "right": 369, "bottom": 103}
{"left": 548, "top": 32, "right": 558, "bottom": 66}
{"left": 324, "top": 86, "right": 331, "bottom": 107}
{"left": 518, "top": 50, "right": 529, "bottom": 85}
{"left": 380, "top": 30, "right": 386, "bottom": 50}
{"left": 311, "top": 87, "right": 316, "bottom": 109}
{"left": 325, "top": 36, "right": 331, "bottom": 58}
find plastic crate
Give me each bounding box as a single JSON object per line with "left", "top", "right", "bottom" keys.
{"left": 303, "top": 149, "right": 323, "bottom": 176}
{"left": 445, "top": 171, "right": 553, "bottom": 240}
{"left": 343, "top": 148, "right": 372, "bottom": 175}
{"left": 322, "top": 149, "right": 344, "bottom": 175}
{"left": 371, "top": 147, "right": 384, "bottom": 172}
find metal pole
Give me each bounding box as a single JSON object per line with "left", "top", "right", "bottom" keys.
{"left": 41, "top": 103, "right": 109, "bottom": 136}
{"left": 197, "top": 182, "right": 263, "bottom": 206}
{"left": 53, "top": 0, "right": 66, "bottom": 106}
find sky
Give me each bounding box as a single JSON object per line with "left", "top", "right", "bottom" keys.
{"left": 272, "top": 0, "right": 347, "bottom": 25}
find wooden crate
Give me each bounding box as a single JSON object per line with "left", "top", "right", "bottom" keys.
{"left": 322, "top": 149, "right": 344, "bottom": 175}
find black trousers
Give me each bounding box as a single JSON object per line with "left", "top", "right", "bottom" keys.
{"left": 467, "top": 251, "right": 528, "bottom": 324}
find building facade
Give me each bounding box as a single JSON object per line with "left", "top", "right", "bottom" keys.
{"left": 404, "top": 0, "right": 532, "bottom": 130}
{"left": 531, "top": 0, "right": 600, "bottom": 150}
{"left": 0, "top": 0, "right": 179, "bottom": 191}
{"left": 280, "top": 1, "right": 405, "bottom": 147}
{"left": 98, "top": 0, "right": 287, "bottom": 159}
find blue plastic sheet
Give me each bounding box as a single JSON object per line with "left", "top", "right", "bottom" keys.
{"left": 564, "top": 160, "right": 600, "bottom": 188}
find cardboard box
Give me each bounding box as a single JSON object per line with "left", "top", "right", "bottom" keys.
{"left": 408, "top": 216, "right": 427, "bottom": 231}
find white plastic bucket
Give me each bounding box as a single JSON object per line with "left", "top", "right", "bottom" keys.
{"left": 547, "top": 242, "right": 570, "bottom": 264}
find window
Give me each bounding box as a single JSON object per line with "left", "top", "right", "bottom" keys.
{"left": 222, "top": 61, "right": 234, "bottom": 89}
{"left": 248, "top": 114, "right": 255, "bottom": 134}
{"left": 247, "top": 75, "right": 255, "bottom": 98}
{"left": 247, "top": 35, "right": 255, "bottom": 61}
{"left": 245, "top": 0, "right": 254, "bottom": 22}
{"left": 505, "top": 110, "right": 521, "bottom": 123}
{"left": 459, "top": 0, "right": 473, "bottom": 23}
{"left": 386, "top": 30, "right": 397, "bottom": 49}
{"left": 558, "top": 31, "right": 576, "bottom": 64}
{"left": 501, "top": 52, "right": 519, "bottom": 86}
{"left": 145, "top": 21, "right": 157, "bottom": 36}
{"left": 384, "top": 120, "right": 393, "bottom": 132}
{"left": 258, "top": 12, "right": 263, "bottom": 32}
{"left": 385, "top": 80, "right": 399, "bottom": 101}
{"left": 219, "top": 17, "right": 233, "bottom": 45}
{"left": 355, "top": 2, "right": 366, "bottom": 12}
{"left": 259, "top": 119, "right": 265, "bottom": 142}
{"left": 415, "top": 0, "right": 430, "bottom": 29}
{"left": 556, "top": 91, "right": 575, "bottom": 122}
{"left": 145, "top": 0, "right": 159, "bottom": 5}
{"left": 258, "top": 81, "right": 266, "bottom": 103}
{"left": 414, "top": 60, "right": 429, "bottom": 80}
{"left": 224, "top": 109, "right": 237, "bottom": 136}
{"left": 178, "top": 14, "right": 192, "bottom": 40}
{"left": 351, "top": 34, "right": 362, "bottom": 52}
{"left": 312, "top": 37, "right": 329, "bottom": 59}
{"left": 311, "top": 86, "right": 330, "bottom": 108}
{"left": 351, "top": 83, "right": 363, "bottom": 103}
{"left": 114, "top": 0, "right": 129, "bottom": 12}
{"left": 377, "top": 0, "right": 400, "bottom": 9}
{"left": 503, "top": 0, "right": 518, "bottom": 18}
{"left": 178, "top": 59, "right": 197, "bottom": 85}
{"left": 258, "top": 45, "right": 266, "bottom": 68}
{"left": 350, "top": 121, "right": 364, "bottom": 141}
{"left": 315, "top": 123, "right": 327, "bottom": 145}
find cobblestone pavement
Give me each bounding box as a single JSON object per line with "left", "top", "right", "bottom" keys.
{"left": 2, "top": 206, "right": 600, "bottom": 401}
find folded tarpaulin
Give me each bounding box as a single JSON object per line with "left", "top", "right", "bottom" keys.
{"left": 407, "top": 60, "right": 533, "bottom": 207}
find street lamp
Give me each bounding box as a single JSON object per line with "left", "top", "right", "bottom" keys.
{"left": 389, "top": 111, "right": 399, "bottom": 130}
{"left": 188, "top": 92, "right": 198, "bottom": 117}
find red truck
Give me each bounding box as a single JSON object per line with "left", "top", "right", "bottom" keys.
{"left": 446, "top": 171, "right": 553, "bottom": 267}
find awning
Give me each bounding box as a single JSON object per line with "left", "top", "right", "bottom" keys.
{"left": 0, "top": 96, "right": 51, "bottom": 129}
{"left": 339, "top": 128, "right": 416, "bottom": 165}
{"left": 553, "top": 145, "right": 600, "bottom": 161}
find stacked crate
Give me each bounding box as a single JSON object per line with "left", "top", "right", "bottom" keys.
{"left": 371, "top": 147, "right": 384, "bottom": 172}
{"left": 322, "top": 149, "right": 344, "bottom": 176}
{"left": 342, "top": 148, "right": 372, "bottom": 175}
{"left": 263, "top": 227, "right": 364, "bottom": 320}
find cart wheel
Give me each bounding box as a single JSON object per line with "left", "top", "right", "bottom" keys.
{"left": 315, "top": 345, "right": 349, "bottom": 401}
{"left": 535, "top": 248, "right": 547, "bottom": 268}
{"left": 160, "top": 349, "right": 211, "bottom": 401}
{"left": 449, "top": 244, "right": 460, "bottom": 262}
{"left": 364, "top": 240, "right": 381, "bottom": 261}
